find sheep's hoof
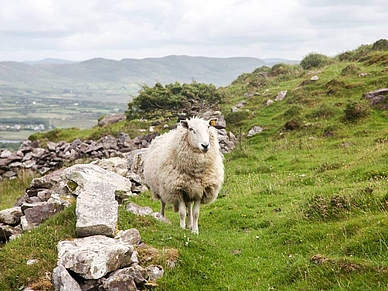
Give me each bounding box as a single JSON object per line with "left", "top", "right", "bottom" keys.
{"left": 191, "top": 229, "right": 199, "bottom": 235}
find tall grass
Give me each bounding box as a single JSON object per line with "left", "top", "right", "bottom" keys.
{"left": 0, "top": 170, "right": 34, "bottom": 209}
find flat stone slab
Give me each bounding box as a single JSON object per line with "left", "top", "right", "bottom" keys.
{"left": 62, "top": 164, "right": 132, "bottom": 237}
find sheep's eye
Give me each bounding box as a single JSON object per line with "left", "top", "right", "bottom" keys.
{"left": 189, "top": 128, "right": 195, "bottom": 133}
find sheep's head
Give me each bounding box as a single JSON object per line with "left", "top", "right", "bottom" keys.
{"left": 181, "top": 117, "right": 217, "bottom": 153}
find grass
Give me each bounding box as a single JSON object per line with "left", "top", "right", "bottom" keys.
{"left": 1, "top": 44, "right": 388, "bottom": 290}
{"left": 0, "top": 171, "right": 35, "bottom": 209}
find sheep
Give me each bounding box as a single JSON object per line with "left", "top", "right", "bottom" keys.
{"left": 143, "top": 116, "right": 224, "bottom": 234}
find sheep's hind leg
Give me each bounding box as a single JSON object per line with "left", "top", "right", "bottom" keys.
{"left": 178, "top": 201, "right": 186, "bottom": 229}
{"left": 186, "top": 202, "right": 193, "bottom": 230}
{"left": 160, "top": 200, "right": 166, "bottom": 216}
{"left": 192, "top": 200, "right": 201, "bottom": 234}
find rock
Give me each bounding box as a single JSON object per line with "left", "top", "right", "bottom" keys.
{"left": 115, "top": 228, "right": 142, "bottom": 245}
{"left": 23, "top": 202, "right": 64, "bottom": 227}
{"left": 0, "top": 207, "right": 23, "bottom": 225}
{"left": 231, "top": 106, "right": 240, "bottom": 112}
{"left": 91, "top": 157, "right": 129, "bottom": 176}
{"left": 247, "top": 126, "right": 263, "bottom": 137}
{"left": 150, "top": 212, "right": 171, "bottom": 224}
{"left": 126, "top": 172, "right": 143, "bottom": 186}
{"left": 146, "top": 265, "right": 164, "bottom": 281}
{"left": 38, "top": 167, "right": 51, "bottom": 175}
{"left": 217, "top": 129, "right": 236, "bottom": 153}
{"left": 2, "top": 170, "right": 16, "bottom": 179}
{"left": 21, "top": 160, "right": 36, "bottom": 169}
{"left": 275, "top": 90, "right": 287, "bottom": 101}
{"left": 310, "top": 75, "right": 319, "bottom": 81}
{"left": 62, "top": 164, "right": 132, "bottom": 237}
{"left": 363, "top": 88, "right": 388, "bottom": 107}
{"left": 363, "top": 88, "right": 388, "bottom": 100}
{"left": 125, "top": 202, "right": 171, "bottom": 224}
{"left": 0, "top": 150, "right": 12, "bottom": 158}
{"left": 57, "top": 235, "right": 135, "bottom": 280}
{"left": 98, "top": 113, "right": 126, "bottom": 127}
{"left": 103, "top": 267, "right": 144, "bottom": 291}
{"left": 266, "top": 99, "right": 274, "bottom": 106}
{"left": 127, "top": 148, "right": 149, "bottom": 177}
{"left": 359, "top": 72, "right": 369, "bottom": 77}
{"left": 117, "top": 132, "right": 134, "bottom": 151}
{"left": 0, "top": 223, "right": 14, "bottom": 242}
{"left": 52, "top": 265, "right": 84, "bottom": 291}
{"left": 46, "top": 141, "right": 57, "bottom": 151}
{"left": 37, "top": 189, "right": 54, "bottom": 201}
{"left": 236, "top": 101, "right": 247, "bottom": 108}
{"left": 97, "top": 135, "right": 119, "bottom": 151}
{"left": 126, "top": 203, "right": 153, "bottom": 216}
{"left": 0, "top": 158, "right": 9, "bottom": 168}
{"left": 31, "top": 147, "right": 47, "bottom": 159}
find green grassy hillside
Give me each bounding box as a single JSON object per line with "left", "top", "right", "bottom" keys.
{"left": 1, "top": 41, "right": 388, "bottom": 290}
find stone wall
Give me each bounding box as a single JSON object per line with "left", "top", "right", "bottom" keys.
{"left": 0, "top": 117, "right": 236, "bottom": 181}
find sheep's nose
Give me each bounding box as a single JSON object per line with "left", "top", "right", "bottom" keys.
{"left": 201, "top": 143, "right": 209, "bottom": 151}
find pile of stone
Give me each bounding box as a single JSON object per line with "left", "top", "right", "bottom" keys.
{"left": 0, "top": 157, "right": 147, "bottom": 242}
{"left": 0, "top": 159, "right": 175, "bottom": 290}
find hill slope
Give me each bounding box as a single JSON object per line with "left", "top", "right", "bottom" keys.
{"left": 2, "top": 41, "right": 388, "bottom": 290}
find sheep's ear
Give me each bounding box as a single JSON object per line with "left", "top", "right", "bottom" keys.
{"left": 180, "top": 120, "right": 189, "bottom": 129}
{"left": 209, "top": 118, "right": 218, "bottom": 127}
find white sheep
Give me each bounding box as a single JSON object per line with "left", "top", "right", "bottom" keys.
{"left": 143, "top": 117, "right": 224, "bottom": 234}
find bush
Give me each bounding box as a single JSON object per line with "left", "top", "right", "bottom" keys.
{"left": 126, "top": 81, "right": 223, "bottom": 121}
{"left": 337, "top": 44, "right": 372, "bottom": 62}
{"left": 372, "top": 39, "right": 388, "bottom": 51}
{"left": 340, "top": 64, "right": 360, "bottom": 76}
{"left": 270, "top": 63, "right": 295, "bottom": 76}
{"left": 300, "top": 53, "right": 333, "bottom": 70}
{"left": 343, "top": 101, "right": 369, "bottom": 122}
{"left": 283, "top": 105, "right": 303, "bottom": 118}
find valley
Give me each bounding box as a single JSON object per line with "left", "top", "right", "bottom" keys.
{"left": 0, "top": 55, "right": 293, "bottom": 143}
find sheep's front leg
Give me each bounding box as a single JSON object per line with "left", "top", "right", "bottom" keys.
{"left": 186, "top": 202, "right": 193, "bottom": 230}
{"left": 178, "top": 201, "right": 186, "bottom": 229}
{"left": 192, "top": 200, "right": 201, "bottom": 234}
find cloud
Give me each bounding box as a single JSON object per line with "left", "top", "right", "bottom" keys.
{"left": 0, "top": 0, "right": 386, "bottom": 61}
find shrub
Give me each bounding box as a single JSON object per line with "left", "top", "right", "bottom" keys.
{"left": 269, "top": 63, "right": 297, "bottom": 76}
{"left": 126, "top": 81, "right": 223, "bottom": 121}
{"left": 337, "top": 44, "right": 372, "bottom": 62}
{"left": 300, "top": 53, "right": 333, "bottom": 70}
{"left": 343, "top": 101, "right": 369, "bottom": 122}
{"left": 340, "top": 64, "right": 360, "bottom": 76}
{"left": 284, "top": 119, "right": 301, "bottom": 131}
{"left": 283, "top": 105, "right": 303, "bottom": 118}
{"left": 372, "top": 39, "right": 388, "bottom": 51}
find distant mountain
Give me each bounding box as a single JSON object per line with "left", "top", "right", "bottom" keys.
{"left": 0, "top": 55, "right": 298, "bottom": 103}
{"left": 23, "top": 58, "right": 77, "bottom": 65}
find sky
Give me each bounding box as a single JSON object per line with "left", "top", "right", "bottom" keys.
{"left": 0, "top": 0, "right": 387, "bottom": 62}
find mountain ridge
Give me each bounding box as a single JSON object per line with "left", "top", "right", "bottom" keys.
{"left": 0, "top": 55, "right": 298, "bottom": 103}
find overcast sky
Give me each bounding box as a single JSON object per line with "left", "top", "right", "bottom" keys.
{"left": 0, "top": 0, "right": 387, "bottom": 62}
